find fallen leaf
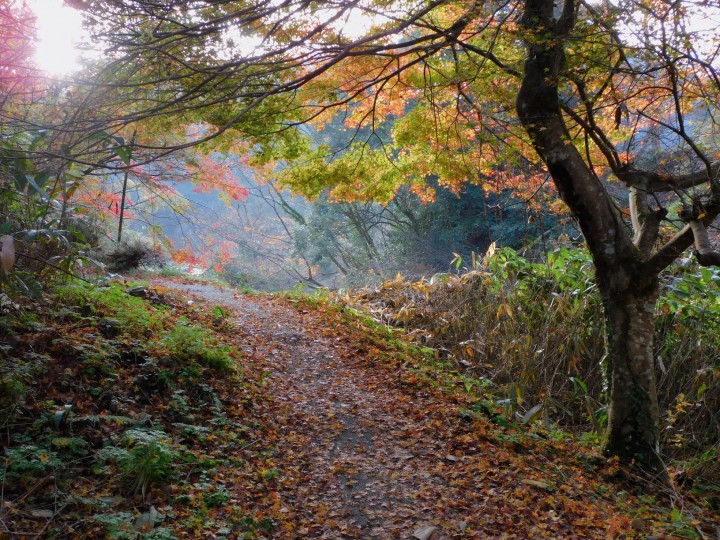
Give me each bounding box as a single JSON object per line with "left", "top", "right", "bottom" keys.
{"left": 30, "top": 509, "right": 54, "bottom": 518}
{"left": 413, "top": 525, "right": 437, "bottom": 540}
{"left": 521, "top": 479, "right": 553, "bottom": 490}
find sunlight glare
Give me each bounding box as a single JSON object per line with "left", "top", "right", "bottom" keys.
{"left": 30, "top": 0, "right": 84, "bottom": 75}
{"left": 336, "top": 8, "right": 375, "bottom": 39}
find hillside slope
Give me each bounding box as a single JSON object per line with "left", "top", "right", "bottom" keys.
{"left": 0, "top": 278, "right": 717, "bottom": 538}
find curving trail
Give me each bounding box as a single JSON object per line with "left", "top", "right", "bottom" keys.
{"left": 150, "top": 279, "right": 626, "bottom": 539}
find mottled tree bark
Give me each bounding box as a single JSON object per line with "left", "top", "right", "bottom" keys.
{"left": 597, "top": 268, "right": 663, "bottom": 472}
{"left": 516, "top": 0, "right": 665, "bottom": 473}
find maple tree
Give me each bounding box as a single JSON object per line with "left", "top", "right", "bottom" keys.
{"left": 0, "top": 1, "right": 38, "bottom": 109}
{"left": 58, "top": 0, "right": 720, "bottom": 474}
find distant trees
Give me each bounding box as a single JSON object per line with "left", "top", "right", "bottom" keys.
{"left": 211, "top": 177, "right": 553, "bottom": 290}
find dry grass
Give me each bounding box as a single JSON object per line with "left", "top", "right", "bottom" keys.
{"left": 343, "top": 246, "right": 720, "bottom": 485}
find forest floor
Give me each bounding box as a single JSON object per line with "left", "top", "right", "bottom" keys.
{"left": 1, "top": 276, "right": 718, "bottom": 539}
{"left": 145, "top": 278, "right": 717, "bottom": 539}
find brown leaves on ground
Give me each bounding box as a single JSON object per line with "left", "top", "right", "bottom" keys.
{"left": 1, "top": 277, "right": 717, "bottom": 538}
{"left": 145, "top": 279, "right": 719, "bottom": 539}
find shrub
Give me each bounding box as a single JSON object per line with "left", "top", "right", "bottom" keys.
{"left": 348, "top": 245, "right": 720, "bottom": 480}
{"left": 0, "top": 131, "right": 107, "bottom": 297}
{"left": 350, "top": 246, "right": 605, "bottom": 423}
{"left": 97, "top": 428, "right": 183, "bottom": 498}
{"left": 103, "top": 235, "right": 168, "bottom": 272}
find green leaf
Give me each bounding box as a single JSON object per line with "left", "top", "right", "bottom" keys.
{"left": 521, "top": 403, "right": 543, "bottom": 425}
{"left": 116, "top": 146, "right": 132, "bottom": 165}
{"left": 13, "top": 171, "right": 27, "bottom": 191}
{"left": 570, "top": 376, "right": 587, "bottom": 393}
{"left": 25, "top": 174, "right": 51, "bottom": 200}
{"left": 34, "top": 170, "right": 51, "bottom": 189}
{"left": 89, "top": 130, "right": 111, "bottom": 143}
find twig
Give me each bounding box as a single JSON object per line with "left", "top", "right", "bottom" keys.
{"left": 15, "top": 252, "right": 93, "bottom": 284}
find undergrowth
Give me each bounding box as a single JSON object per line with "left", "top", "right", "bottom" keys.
{"left": 2, "top": 271, "right": 718, "bottom": 537}
{"left": 0, "top": 281, "right": 271, "bottom": 538}
{"left": 287, "top": 292, "right": 719, "bottom": 537}
{"left": 344, "top": 246, "right": 720, "bottom": 495}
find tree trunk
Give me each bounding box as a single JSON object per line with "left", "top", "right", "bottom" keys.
{"left": 598, "top": 270, "right": 664, "bottom": 474}
{"left": 515, "top": 0, "right": 666, "bottom": 474}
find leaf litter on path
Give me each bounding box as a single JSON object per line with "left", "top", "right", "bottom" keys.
{"left": 150, "top": 278, "right": 718, "bottom": 539}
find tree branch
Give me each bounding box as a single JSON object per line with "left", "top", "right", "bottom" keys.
{"left": 617, "top": 161, "right": 720, "bottom": 193}
{"left": 644, "top": 195, "right": 720, "bottom": 274}
{"left": 689, "top": 220, "right": 720, "bottom": 266}
{"left": 629, "top": 186, "right": 666, "bottom": 255}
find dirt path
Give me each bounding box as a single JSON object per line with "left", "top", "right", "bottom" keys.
{"left": 150, "top": 279, "right": 620, "bottom": 539}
